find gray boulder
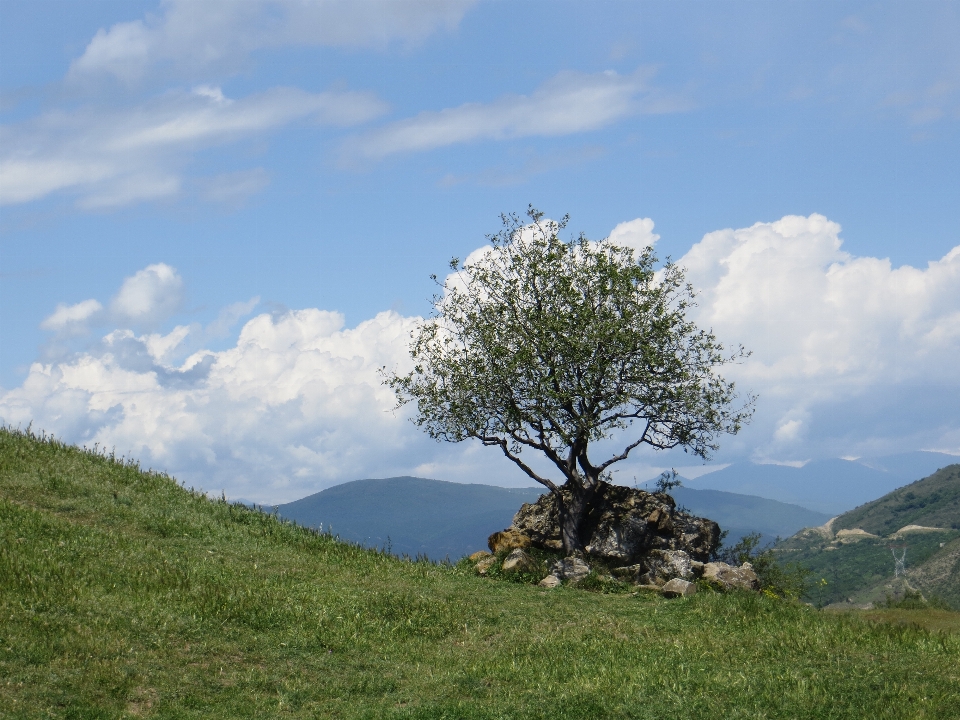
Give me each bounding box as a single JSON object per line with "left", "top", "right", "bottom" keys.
{"left": 612, "top": 550, "right": 705, "bottom": 586}
{"left": 702, "top": 561, "right": 760, "bottom": 591}
{"left": 661, "top": 578, "right": 698, "bottom": 598}
{"left": 549, "top": 556, "right": 591, "bottom": 584}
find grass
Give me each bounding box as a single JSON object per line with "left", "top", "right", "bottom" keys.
{"left": 3, "top": 426, "right": 960, "bottom": 719}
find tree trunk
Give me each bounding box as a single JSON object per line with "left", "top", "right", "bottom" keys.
{"left": 556, "top": 479, "right": 596, "bottom": 555}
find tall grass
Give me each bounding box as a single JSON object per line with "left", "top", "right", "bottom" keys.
{"left": 2, "top": 426, "right": 959, "bottom": 719}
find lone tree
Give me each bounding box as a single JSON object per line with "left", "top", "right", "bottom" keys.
{"left": 385, "top": 207, "right": 753, "bottom": 554}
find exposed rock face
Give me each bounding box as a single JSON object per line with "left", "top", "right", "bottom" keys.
{"left": 702, "top": 561, "right": 760, "bottom": 591}
{"left": 468, "top": 550, "right": 492, "bottom": 562}
{"left": 538, "top": 574, "right": 562, "bottom": 588}
{"left": 611, "top": 549, "right": 704, "bottom": 587}
{"left": 550, "top": 556, "right": 591, "bottom": 584}
{"left": 494, "top": 481, "right": 721, "bottom": 566}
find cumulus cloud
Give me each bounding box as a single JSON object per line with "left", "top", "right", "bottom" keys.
{"left": 3, "top": 216, "right": 958, "bottom": 503}
{"left": 0, "top": 86, "right": 386, "bottom": 207}
{"left": 342, "top": 68, "right": 691, "bottom": 162}
{"left": 677, "top": 214, "right": 960, "bottom": 461}
{"left": 0, "top": 308, "right": 432, "bottom": 502}
{"left": 68, "top": 0, "right": 476, "bottom": 85}
{"left": 110, "top": 263, "right": 184, "bottom": 328}
{"left": 608, "top": 217, "right": 660, "bottom": 254}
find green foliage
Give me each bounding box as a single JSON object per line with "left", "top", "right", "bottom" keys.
{"left": 777, "top": 528, "right": 960, "bottom": 609}
{"left": 879, "top": 589, "right": 953, "bottom": 611}
{"left": 385, "top": 206, "right": 753, "bottom": 497}
{"left": 718, "top": 532, "right": 811, "bottom": 599}
{"left": 3, "top": 426, "right": 960, "bottom": 718}
{"left": 655, "top": 468, "right": 683, "bottom": 494}
{"left": 832, "top": 464, "right": 960, "bottom": 535}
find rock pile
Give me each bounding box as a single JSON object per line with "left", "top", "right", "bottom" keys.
{"left": 490, "top": 481, "right": 721, "bottom": 564}
{"left": 473, "top": 481, "right": 761, "bottom": 598}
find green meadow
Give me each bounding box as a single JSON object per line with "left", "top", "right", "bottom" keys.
{"left": 2, "top": 426, "right": 959, "bottom": 719}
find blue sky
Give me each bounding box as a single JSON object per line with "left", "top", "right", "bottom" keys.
{"left": 1, "top": 1, "right": 958, "bottom": 502}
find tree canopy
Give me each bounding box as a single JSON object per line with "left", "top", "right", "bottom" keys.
{"left": 385, "top": 207, "right": 754, "bottom": 552}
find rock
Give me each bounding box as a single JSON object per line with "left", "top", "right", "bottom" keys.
{"left": 495, "top": 480, "right": 720, "bottom": 567}
{"left": 613, "top": 550, "right": 704, "bottom": 586}
{"left": 611, "top": 564, "right": 644, "bottom": 582}
{"left": 661, "top": 578, "right": 697, "bottom": 598}
{"left": 475, "top": 556, "right": 497, "bottom": 575}
{"left": 488, "top": 529, "right": 532, "bottom": 554}
{"left": 468, "top": 550, "right": 492, "bottom": 562}
{"left": 702, "top": 561, "right": 760, "bottom": 591}
{"left": 549, "top": 556, "right": 591, "bottom": 584}
{"left": 501, "top": 548, "right": 536, "bottom": 573}
{"left": 641, "top": 549, "right": 695, "bottom": 585}
{"left": 538, "top": 574, "right": 562, "bottom": 588}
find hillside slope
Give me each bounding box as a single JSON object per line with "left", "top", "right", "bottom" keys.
{"left": 832, "top": 464, "right": 960, "bottom": 535}
{"left": 653, "top": 485, "right": 831, "bottom": 545}
{"left": 776, "top": 464, "right": 960, "bottom": 608}
{"left": 2, "top": 427, "right": 959, "bottom": 718}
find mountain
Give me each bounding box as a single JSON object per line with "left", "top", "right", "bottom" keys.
{"left": 775, "top": 463, "right": 960, "bottom": 609}
{"left": 275, "top": 477, "right": 543, "bottom": 560}
{"left": 668, "top": 486, "right": 831, "bottom": 547}
{"left": 687, "top": 452, "right": 959, "bottom": 515}
{"left": 277, "top": 476, "right": 833, "bottom": 560}
{"left": 832, "top": 464, "right": 960, "bottom": 535}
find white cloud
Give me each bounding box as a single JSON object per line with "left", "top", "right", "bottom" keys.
{"left": 676, "top": 214, "right": 960, "bottom": 461}
{"left": 205, "top": 297, "right": 261, "bottom": 339}
{"left": 0, "top": 86, "right": 386, "bottom": 207}
{"left": 4, "top": 216, "right": 958, "bottom": 503}
{"left": 0, "top": 307, "right": 431, "bottom": 502}
{"left": 608, "top": 217, "right": 660, "bottom": 254}
{"left": 110, "top": 263, "right": 184, "bottom": 327}
{"left": 68, "top": 0, "right": 475, "bottom": 85}
{"left": 343, "top": 68, "right": 690, "bottom": 162}
{"left": 40, "top": 299, "right": 104, "bottom": 332}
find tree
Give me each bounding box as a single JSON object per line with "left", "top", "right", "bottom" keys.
{"left": 385, "top": 207, "right": 754, "bottom": 554}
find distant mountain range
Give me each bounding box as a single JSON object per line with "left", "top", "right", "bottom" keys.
{"left": 685, "top": 451, "right": 959, "bottom": 515}
{"left": 666, "top": 486, "right": 830, "bottom": 547}
{"left": 275, "top": 476, "right": 832, "bottom": 561}
{"left": 276, "top": 478, "right": 542, "bottom": 561}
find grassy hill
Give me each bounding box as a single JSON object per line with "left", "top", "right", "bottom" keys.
{"left": 3, "top": 427, "right": 960, "bottom": 718}
{"left": 776, "top": 464, "right": 960, "bottom": 609}
{"left": 275, "top": 478, "right": 830, "bottom": 561}
{"left": 832, "top": 464, "right": 960, "bottom": 535}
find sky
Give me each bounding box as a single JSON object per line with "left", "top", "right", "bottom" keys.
{"left": 1, "top": 0, "right": 958, "bottom": 503}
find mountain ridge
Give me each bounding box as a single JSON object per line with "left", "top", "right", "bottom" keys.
{"left": 687, "top": 451, "right": 959, "bottom": 514}
{"left": 277, "top": 476, "right": 832, "bottom": 560}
